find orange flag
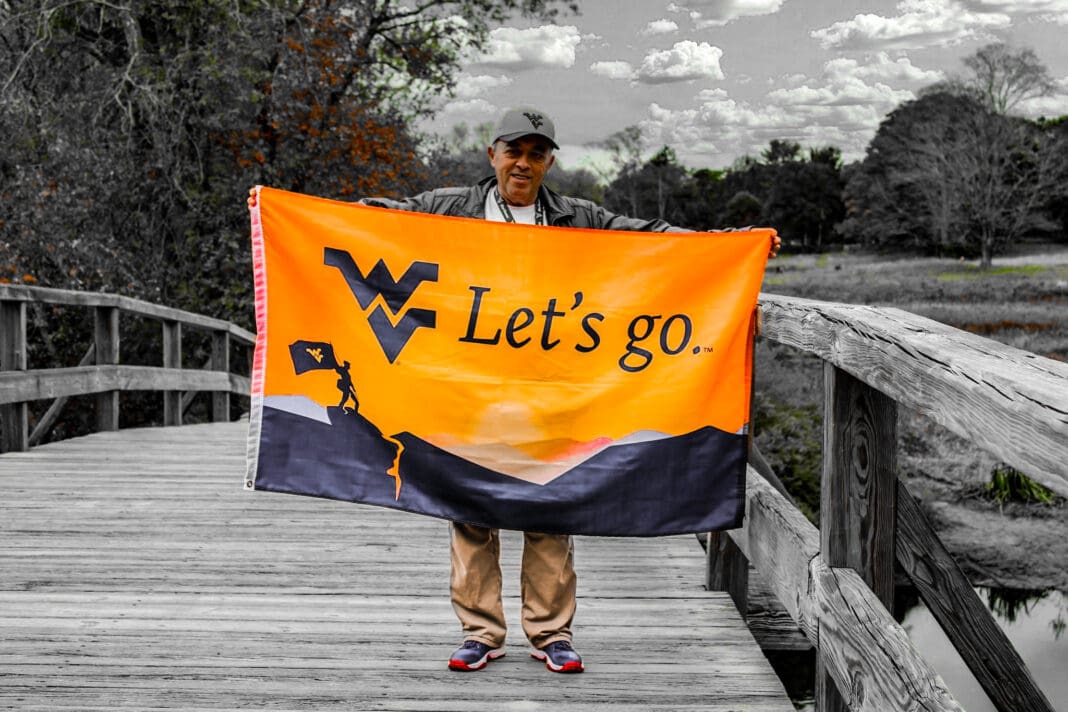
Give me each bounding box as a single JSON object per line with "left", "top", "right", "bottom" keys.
{"left": 246, "top": 186, "right": 770, "bottom": 535}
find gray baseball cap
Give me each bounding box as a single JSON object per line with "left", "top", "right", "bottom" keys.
{"left": 491, "top": 106, "right": 559, "bottom": 149}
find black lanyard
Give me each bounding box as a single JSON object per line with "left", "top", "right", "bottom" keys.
{"left": 494, "top": 187, "right": 545, "bottom": 225}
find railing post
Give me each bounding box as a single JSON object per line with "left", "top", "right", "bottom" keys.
{"left": 0, "top": 299, "right": 28, "bottom": 452}
{"left": 705, "top": 531, "right": 749, "bottom": 617}
{"left": 95, "top": 306, "right": 120, "bottom": 431}
{"left": 162, "top": 319, "right": 182, "bottom": 426}
{"left": 816, "top": 363, "right": 897, "bottom": 711}
{"left": 211, "top": 329, "right": 230, "bottom": 422}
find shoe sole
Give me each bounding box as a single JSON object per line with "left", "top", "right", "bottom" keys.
{"left": 530, "top": 650, "right": 584, "bottom": 673}
{"left": 448, "top": 648, "right": 505, "bottom": 672}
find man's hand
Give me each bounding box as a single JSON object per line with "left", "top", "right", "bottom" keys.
{"left": 247, "top": 187, "right": 258, "bottom": 209}
{"left": 769, "top": 231, "right": 781, "bottom": 258}
{"left": 710, "top": 226, "right": 781, "bottom": 258}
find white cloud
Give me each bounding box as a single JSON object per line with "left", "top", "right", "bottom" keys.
{"left": 962, "top": 0, "right": 1068, "bottom": 23}
{"left": 636, "top": 41, "right": 725, "bottom": 84}
{"left": 824, "top": 53, "right": 944, "bottom": 84}
{"left": 676, "top": 0, "right": 787, "bottom": 26}
{"left": 439, "top": 98, "right": 498, "bottom": 122}
{"left": 769, "top": 78, "right": 914, "bottom": 110}
{"left": 962, "top": 0, "right": 1068, "bottom": 11}
{"left": 636, "top": 51, "right": 930, "bottom": 168}
{"left": 811, "top": 1, "right": 1011, "bottom": 50}
{"left": 641, "top": 19, "right": 679, "bottom": 35}
{"left": 641, "top": 90, "right": 887, "bottom": 167}
{"left": 766, "top": 56, "right": 915, "bottom": 123}
{"left": 590, "top": 60, "right": 636, "bottom": 80}
{"left": 450, "top": 74, "right": 514, "bottom": 100}
{"left": 475, "top": 25, "right": 583, "bottom": 69}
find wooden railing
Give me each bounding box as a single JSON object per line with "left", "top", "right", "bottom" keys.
{"left": 708, "top": 293, "right": 1068, "bottom": 712}
{"left": 0, "top": 284, "right": 254, "bottom": 450}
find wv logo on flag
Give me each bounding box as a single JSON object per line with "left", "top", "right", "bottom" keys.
{"left": 324, "top": 248, "right": 438, "bottom": 363}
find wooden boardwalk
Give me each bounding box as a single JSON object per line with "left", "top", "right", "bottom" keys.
{"left": 0, "top": 421, "right": 792, "bottom": 711}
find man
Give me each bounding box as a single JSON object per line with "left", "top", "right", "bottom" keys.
{"left": 250, "top": 106, "right": 779, "bottom": 675}
{"left": 358, "top": 106, "right": 779, "bottom": 675}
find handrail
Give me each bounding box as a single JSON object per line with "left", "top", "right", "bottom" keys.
{"left": 0, "top": 283, "right": 255, "bottom": 343}
{"left": 759, "top": 292, "right": 1068, "bottom": 497}
{"left": 0, "top": 285, "right": 253, "bottom": 450}
{"left": 706, "top": 292, "right": 1063, "bottom": 712}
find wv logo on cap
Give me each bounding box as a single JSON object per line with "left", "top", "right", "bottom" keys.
{"left": 324, "top": 248, "right": 438, "bottom": 363}
{"left": 523, "top": 112, "right": 545, "bottom": 129}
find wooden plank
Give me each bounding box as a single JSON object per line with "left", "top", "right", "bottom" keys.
{"left": 0, "top": 422, "right": 793, "bottom": 711}
{"left": 162, "top": 320, "right": 181, "bottom": 426}
{"left": 28, "top": 344, "right": 96, "bottom": 446}
{"left": 759, "top": 293, "right": 1068, "bottom": 497}
{"left": 0, "top": 284, "right": 255, "bottom": 345}
{"left": 732, "top": 471, "right": 964, "bottom": 712}
{"left": 811, "top": 561, "right": 963, "bottom": 712}
{"left": 818, "top": 364, "right": 897, "bottom": 711}
{"left": 211, "top": 329, "right": 230, "bottom": 422}
{"left": 732, "top": 467, "right": 820, "bottom": 640}
{"left": 94, "top": 306, "right": 120, "bottom": 431}
{"left": 0, "top": 299, "right": 28, "bottom": 452}
{"left": 0, "top": 365, "right": 237, "bottom": 403}
{"left": 744, "top": 568, "right": 811, "bottom": 652}
{"left": 819, "top": 364, "right": 898, "bottom": 604}
{"left": 896, "top": 480, "right": 1055, "bottom": 712}
{"left": 705, "top": 531, "right": 748, "bottom": 618}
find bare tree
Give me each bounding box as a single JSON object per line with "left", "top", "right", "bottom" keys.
{"left": 950, "top": 112, "right": 1064, "bottom": 267}
{"left": 933, "top": 42, "right": 1055, "bottom": 114}
{"left": 842, "top": 91, "right": 1065, "bottom": 267}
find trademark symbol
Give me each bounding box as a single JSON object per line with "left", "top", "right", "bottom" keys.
{"left": 704, "top": 346, "right": 714, "bottom": 353}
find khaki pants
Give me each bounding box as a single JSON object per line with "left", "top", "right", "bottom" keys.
{"left": 449, "top": 522, "right": 576, "bottom": 649}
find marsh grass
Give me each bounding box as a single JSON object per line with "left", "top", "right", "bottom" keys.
{"left": 753, "top": 249, "right": 1068, "bottom": 517}
{"left": 985, "top": 464, "right": 1057, "bottom": 505}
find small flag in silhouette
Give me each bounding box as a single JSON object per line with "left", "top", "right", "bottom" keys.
{"left": 289, "top": 340, "right": 339, "bottom": 374}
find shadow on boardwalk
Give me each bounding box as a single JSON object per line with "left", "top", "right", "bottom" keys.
{"left": 0, "top": 422, "right": 791, "bottom": 711}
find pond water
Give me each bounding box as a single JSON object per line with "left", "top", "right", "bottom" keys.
{"left": 776, "top": 587, "right": 1067, "bottom": 711}
{"left": 901, "top": 587, "right": 1067, "bottom": 711}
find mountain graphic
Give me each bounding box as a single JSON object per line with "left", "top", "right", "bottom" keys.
{"left": 253, "top": 395, "right": 747, "bottom": 536}
{"left": 424, "top": 434, "right": 658, "bottom": 485}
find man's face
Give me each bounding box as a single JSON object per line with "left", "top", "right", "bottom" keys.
{"left": 488, "top": 136, "right": 555, "bottom": 207}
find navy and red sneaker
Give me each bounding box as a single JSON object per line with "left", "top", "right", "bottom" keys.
{"left": 531, "top": 640, "right": 584, "bottom": 673}
{"left": 448, "top": 640, "right": 505, "bottom": 671}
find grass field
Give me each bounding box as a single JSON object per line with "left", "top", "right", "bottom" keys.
{"left": 752, "top": 248, "right": 1068, "bottom": 540}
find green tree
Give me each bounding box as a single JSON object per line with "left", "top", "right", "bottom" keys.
{"left": 722, "top": 190, "right": 763, "bottom": 227}
{"left": 0, "top": 0, "right": 577, "bottom": 317}
{"left": 711, "top": 140, "right": 845, "bottom": 246}
{"left": 597, "top": 125, "right": 644, "bottom": 217}
{"left": 761, "top": 139, "right": 802, "bottom": 164}
{"left": 0, "top": 0, "right": 577, "bottom": 440}
{"left": 840, "top": 91, "right": 1065, "bottom": 265}
{"left": 1039, "top": 116, "right": 1068, "bottom": 242}
{"left": 674, "top": 167, "right": 726, "bottom": 230}
{"left": 764, "top": 160, "right": 844, "bottom": 250}
{"left": 428, "top": 121, "right": 496, "bottom": 187}
{"left": 602, "top": 144, "right": 688, "bottom": 224}
{"left": 544, "top": 163, "right": 603, "bottom": 204}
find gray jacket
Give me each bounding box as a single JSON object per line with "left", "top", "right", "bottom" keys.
{"left": 360, "top": 177, "right": 689, "bottom": 232}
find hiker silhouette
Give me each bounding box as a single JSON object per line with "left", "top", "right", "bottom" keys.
{"left": 335, "top": 360, "right": 359, "bottom": 414}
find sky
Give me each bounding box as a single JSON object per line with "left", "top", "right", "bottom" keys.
{"left": 428, "top": 0, "right": 1068, "bottom": 175}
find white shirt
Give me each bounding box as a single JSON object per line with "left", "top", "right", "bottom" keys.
{"left": 484, "top": 191, "right": 539, "bottom": 224}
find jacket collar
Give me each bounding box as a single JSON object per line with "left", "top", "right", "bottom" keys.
{"left": 473, "top": 176, "right": 576, "bottom": 224}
